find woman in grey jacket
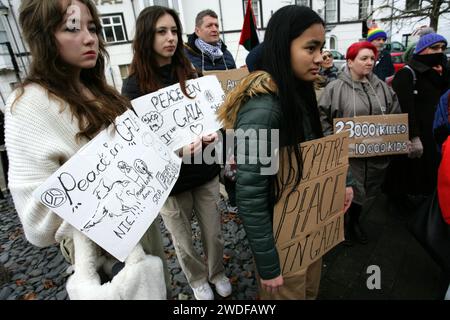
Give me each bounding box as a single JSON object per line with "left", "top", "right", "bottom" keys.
{"left": 319, "top": 41, "right": 401, "bottom": 245}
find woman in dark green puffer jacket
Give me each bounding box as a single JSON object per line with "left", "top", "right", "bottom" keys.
{"left": 218, "top": 6, "right": 353, "bottom": 299}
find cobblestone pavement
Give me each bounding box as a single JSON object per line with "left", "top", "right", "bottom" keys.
{"left": 0, "top": 192, "right": 258, "bottom": 300}
{"left": 2, "top": 190, "right": 446, "bottom": 300}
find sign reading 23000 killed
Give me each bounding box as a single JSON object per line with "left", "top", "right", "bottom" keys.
{"left": 333, "top": 114, "right": 409, "bottom": 158}
{"left": 131, "top": 75, "right": 224, "bottom": 151}
{"left": 33, "top": 110, "right": 182, "bottom": 262}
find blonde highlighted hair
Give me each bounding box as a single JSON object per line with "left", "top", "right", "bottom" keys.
{"left": 217, "top": 71, "right": 277, "bottom": 129}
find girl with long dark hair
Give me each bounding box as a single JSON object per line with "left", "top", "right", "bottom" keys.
{"left": 122, "top": 6, "right": 231, "bottom": 300}
{"left": 218, "top": 5, "right": 353, "bottom": 299}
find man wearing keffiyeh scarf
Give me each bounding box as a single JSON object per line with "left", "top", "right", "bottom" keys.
{"left": 184, "top": 9, "right": 236, "bottom": 72}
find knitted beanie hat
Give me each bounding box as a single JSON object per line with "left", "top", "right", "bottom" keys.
{"left": 367, "top": 28, "right": 387, "bottom": 42}
{"left": 414, "top": 33, "right": 447, "bottom": 54}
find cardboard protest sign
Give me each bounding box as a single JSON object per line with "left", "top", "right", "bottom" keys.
{"left": 131, "top": 75, "right": 224, "bottom": 151}
{"left": 203, "top": 67, "right": 249, "bottom": 94}
{"left": 333, "top": 114, "right": 409, "bottom": 158}
{"left": 273, "top": 132, "right": 349, "bottom": 275}
{"left": 33, "top": 110, "right": 182, "bottom": 262}
{"left": 277, "top": 211, "right": 345, "bottom": 276}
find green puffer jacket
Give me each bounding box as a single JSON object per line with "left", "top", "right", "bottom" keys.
{"left": 234, "top": 94, "right": 282, "bottom": 279}
{"left": 219, "top": 71, "right": 351, "bottom": 280}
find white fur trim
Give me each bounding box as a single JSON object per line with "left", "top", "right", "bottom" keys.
{"left": 66, "top": 231, "right": 166, "bottom": 300}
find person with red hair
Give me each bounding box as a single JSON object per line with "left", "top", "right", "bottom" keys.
{"left": 319, "top": 41, "right": 401, "bottom": 246}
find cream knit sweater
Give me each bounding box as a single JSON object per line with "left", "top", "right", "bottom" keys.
{"left": 4, "top": 84, "right": 88, "bottom": 247}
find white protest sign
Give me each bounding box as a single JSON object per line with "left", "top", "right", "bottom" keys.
{"left": 33, "top": 110, "right": 182, "bottom": 262}
{"left": 131, "top": 75, "right": 224, "bottom": 151}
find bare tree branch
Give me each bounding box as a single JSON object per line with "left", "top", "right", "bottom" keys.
{"left": 372, "top": 0, "right": 448, "bottom": 31}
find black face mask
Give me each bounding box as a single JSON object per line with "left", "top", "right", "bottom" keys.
{"left": 413, "top": 52, "right": 446, "bottom": 68}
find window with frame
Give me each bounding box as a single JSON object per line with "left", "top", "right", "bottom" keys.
{"left": 295, "top": 0, "right": 310, "bottom": 6}
{"left": 101, "top": 14, "right": 127, "bottom": 44}
{"left": 119, "top": 64, "right": 130, "bottom": 80}
{"left": 0, "top": 21, "right": 9, "bottom": 59}
{"left": 405, "top": 0, "right": 420, "bottom": 11}
{"left": 330, "top": 36, "right": 336, "bottom": 50}
{"left": 153, "top": 0, "right": 169, "bottom": 7}
{"left": 243, "top": 0, "right": 262, "bottom": 28}
{"left": 325, "top": 0, "right": 338, "bottom": 23}
{"left": 359, "top": 0, "right": 370, "bottom": 20}
{"left": 0, "top": 19, "right": 7, "bottom": 43}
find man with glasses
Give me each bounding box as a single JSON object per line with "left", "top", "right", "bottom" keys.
{"left": 367, "top": 28, "right": 395, "bottom": 81}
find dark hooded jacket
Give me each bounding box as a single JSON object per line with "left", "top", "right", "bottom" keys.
{"left": 385, "top": 53, "right": 449, "bottom": 195}
{"left": 184, "top": 33, "right": 236, "bottom": 72}
{"left": 373, "top": 49, "right": 395, "bottom": 82}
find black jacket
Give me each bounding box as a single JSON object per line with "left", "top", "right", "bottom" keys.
{"left": 184, "top": 33, "right": 236, "bottom": 72}
{"left": 121, "top": 65, "right": 220, "bottom": 195}
{"left": 373, "top": 50, "right": 395, "bottom": 82}
{"left": 385, "top": 56, "right": 448, "bottom": 195}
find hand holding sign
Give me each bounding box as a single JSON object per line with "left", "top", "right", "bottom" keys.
{"left": 344, "top": 187, "right": 354, "bottom": 213}
{"left": 180, "top": 137, "right": 202, "bottom": 157}
{"left": 131, "top": 76, "right": 224, "bottom": 151}
{"left": 33, "top": 110, "right": 182, "bottom": 262}
{"left": 202, "top": 132, "right": 218, "bottom": 145}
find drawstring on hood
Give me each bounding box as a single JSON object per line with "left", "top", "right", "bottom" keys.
{"left": 343, "top": 67, "right": 385, "bottom": 116}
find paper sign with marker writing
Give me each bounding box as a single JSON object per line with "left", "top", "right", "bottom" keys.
{"left": 33, "top": 110, "right": 182, "bottom": 262}
{"left": 131, "top": 75, "right": 224, "bottom": 151}
{"left": 333, "top": 114, "right": 409, "bottom": 158}
{"left": 273, "top": 132, "right": 349, "bottom": 275}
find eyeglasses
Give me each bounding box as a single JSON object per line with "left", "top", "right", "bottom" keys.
{"left": 322, "top": 54, "right": 332, "bottom": 60}
{"left": 429, "top": 43, "right": 447, "bottom": 51}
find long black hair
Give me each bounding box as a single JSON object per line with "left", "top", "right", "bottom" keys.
{"left": 262, "top": 5, "right": 325, "bottom": 201}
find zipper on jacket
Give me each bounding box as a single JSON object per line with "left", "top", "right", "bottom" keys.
{"left": 364, "top": 158, "right": 368, "bottom": 192}
{"left": 362, "top": 83, "right": 373, "bottom": 115}
{"left": 361, "top": 83, "right": 371, "bottom": 192}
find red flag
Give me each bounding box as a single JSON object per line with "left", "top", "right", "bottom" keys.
{"left": 239, "top": 0, "right": 260, "bottom": 51}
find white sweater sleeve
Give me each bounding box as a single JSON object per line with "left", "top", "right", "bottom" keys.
{"left": 4, "top": 85, "right": 83, "bottom": 247}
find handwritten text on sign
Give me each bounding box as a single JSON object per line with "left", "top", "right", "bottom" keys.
{"left": 33, "top": 110, "right": 182, "bottom": 262}
{"left": 273, "top": 132, "right": 349, "bottom": 275}
{"left": 131, "top": 76, "right": 224, "bottom": 151}
{"left": 333, "top": 114, "right": 409, "bottom": 158}
{"left": 203, "top": 67, "right": 249, "bottom": 94}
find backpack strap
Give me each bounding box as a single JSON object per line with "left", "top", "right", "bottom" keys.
{"left": 447, "top": 90, "right": 450, "bottom": 124}
{"left": 403, "top": 65, "right": 418, "bottom": 94}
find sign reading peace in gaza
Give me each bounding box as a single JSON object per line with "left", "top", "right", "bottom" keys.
{"left": 131, "top": 75, "right": 224, "bottom": 151}
{"left": 333, "top": 114, "right": 409, "bottom": 158}
{"left": 273, "top": 132, "right": 349, "bottom": 276}
{"left": 33, "top": 110, "right": 182, "bottom": 262}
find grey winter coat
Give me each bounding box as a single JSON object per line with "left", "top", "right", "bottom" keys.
{"left": 318, "top": 68, "right": 401, "bottom": 205}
